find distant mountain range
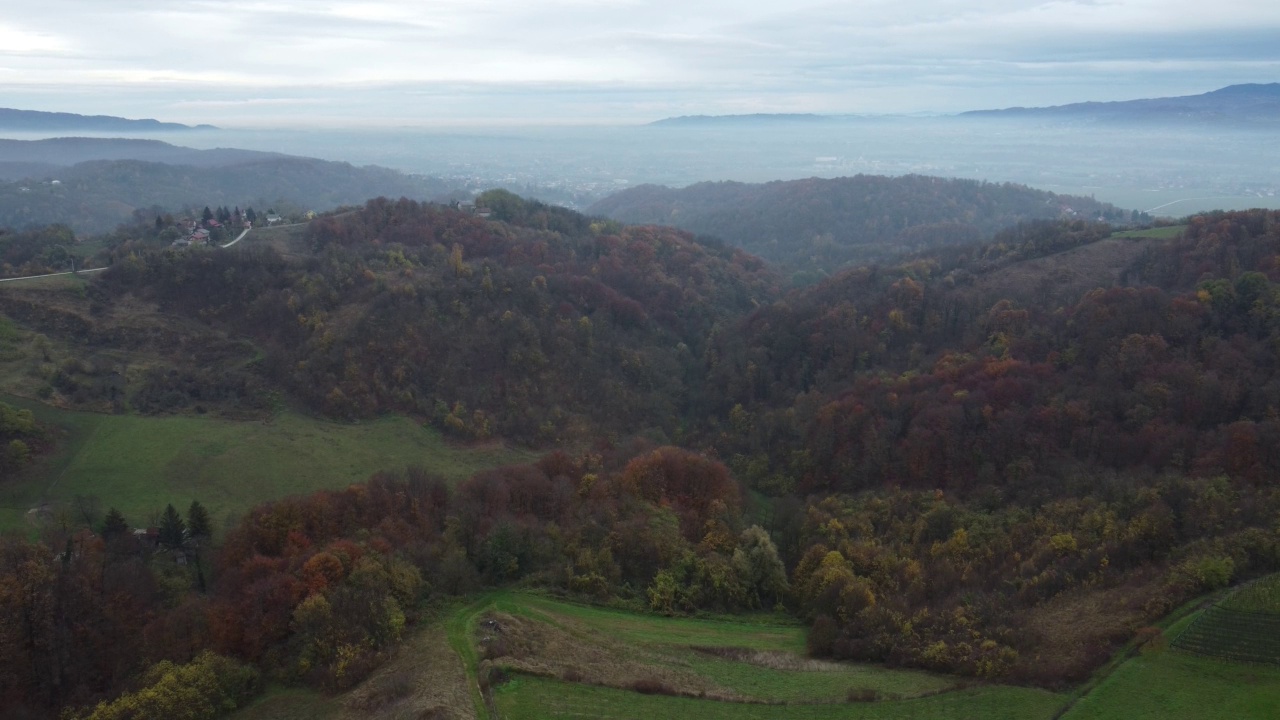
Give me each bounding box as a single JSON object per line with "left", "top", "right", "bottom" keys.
{"left": 651, "top": 84, "right": 1280, "bottom": 126}
{"left": 961, "top": 83, "right": 1280, "bottom": 123}
{"left": 0, "top": 108, "right": 214, "bottom": 132}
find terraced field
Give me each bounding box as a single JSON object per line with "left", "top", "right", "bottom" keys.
{"left": 1171, "top": 607, "right": 1280, "bottom": 665}
{"left": 1171, "top": 575, "right": 1280, "bottom": 665}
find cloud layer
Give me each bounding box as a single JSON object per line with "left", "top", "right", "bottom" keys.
{"left": 1, "top": 0, "right": 1277, "bottom": 125}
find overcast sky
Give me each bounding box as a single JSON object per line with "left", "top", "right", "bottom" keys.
{"left": 1, "top": 0, "right": 1278, "bottom": 127}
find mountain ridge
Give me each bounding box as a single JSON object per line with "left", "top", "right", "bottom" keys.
{"left": 0, "top": 107, "right": 214, "bottom": 132}
{"left": 961, "top": 82, "right": 1280, "bottom": 122}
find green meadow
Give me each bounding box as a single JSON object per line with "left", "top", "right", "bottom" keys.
{"left": 1061, "top": 648, "right": 1280, "bottom": 720}
{"left": 222, "top": 583, "right": 1280, "bottom": 720}
{"left": 0, "top": 399, "right": 535, "bottom": 532}
{"left": 472, "top": 592, "right": 1063, "bottom": 720}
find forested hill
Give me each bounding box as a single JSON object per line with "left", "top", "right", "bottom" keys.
{"left": 588, "top": 175, "right": 1133, "bottom": 277}
{"left": 0, "top": 156, "right": 458, "bottom": 234}
{"left": 86, "top": 191, "right": 779, "bottom": 442}
{"left": 704, "top": 210, "right": 1280, "bottom": 499}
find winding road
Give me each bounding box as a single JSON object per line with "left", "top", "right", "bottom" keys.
{"left": 1, "top": 227, "right": 255, "bottom": 285}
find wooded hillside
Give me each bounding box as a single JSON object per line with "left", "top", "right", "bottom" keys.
{"left": 588, "top": 175, "right": 1136, "bottom": 277}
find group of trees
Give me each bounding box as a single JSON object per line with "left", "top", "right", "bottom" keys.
{"left": 0, "top": 224, "right": 78, "bottom": 278}
{"left": 0, "top": 445, "right": 786, "bottom": 716}
{"left": 0, "top": 400, "right": 46, "bottom": 474}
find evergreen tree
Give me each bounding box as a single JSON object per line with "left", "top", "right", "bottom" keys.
{"left": 187, "top": 500, "right": 212, "bottom": 541}
{"left": 202, "top": 206, "right": 214, "bottom": 223}
{"left": 101, "top": 507, "right": 128, "bottom": 539}
{"left": 158, "top": 504, "right": 186, "bottom": 548}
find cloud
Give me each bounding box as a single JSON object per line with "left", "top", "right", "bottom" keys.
{"left": 0, "top": 0, "right": 1276, "bottom": 124}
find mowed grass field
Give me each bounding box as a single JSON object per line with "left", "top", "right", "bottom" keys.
{"left": 472, "top": 593, "right": 1064, "bottom": 719}
{"left": 1061, "top": 646, "right": 1280, "bottom": 720}
{"left": 0, "top": 398, "right": 536, "bottom": 532}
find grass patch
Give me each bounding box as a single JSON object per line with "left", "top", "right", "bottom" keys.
{"left": 1061, "top": 649, "right": 1280, "bottom": 720}
{"left": 475, "top": 592, "right": 1010, "bottom": 709}
{"left": 682, "top": 648, "right": 954, "bottom": 703}
{"left": 1111, "top": 225, "right": 1187, "bottom": 239}
{"left": 496, "top": 593, "right": 806, "bottom": 653}
{"left": 447, "top": 594, "right": 499, "bottom": 719}
{"left": 0, "top": 399, "right": 535, "bottom": 533}
{"left": 493, "top": 675, "right": 1063, "bottom": 720}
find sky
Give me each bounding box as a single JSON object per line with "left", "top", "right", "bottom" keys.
{"left": 1, "top": 0, "right": 1278, "bottom": 127}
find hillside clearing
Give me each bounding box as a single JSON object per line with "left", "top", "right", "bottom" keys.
{"left": 0, "top": 399, "right": 535, "bottom": 532}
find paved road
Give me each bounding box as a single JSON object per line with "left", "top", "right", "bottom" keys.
{"left": 3, "top": 226, "right": 258, "bottom": 284}
{"left": 0, "top": 267, "right": 108, "bottom": 283}
{"left": 221, "top": 227, "right": 251, "bottom": 248}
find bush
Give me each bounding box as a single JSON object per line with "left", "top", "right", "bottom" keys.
{"left": 71, "top": 651, "right": 260, "bottom": 720}
{"left": 847, "top": 687, "right": 882, "bottom": 702}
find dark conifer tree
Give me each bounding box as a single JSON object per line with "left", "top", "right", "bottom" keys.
{"left": 101, "top": 507, "right": 128, "bottom": 539}
{"left": 158, "top": 504, "right": 186, "bottom": 548}
{"left": 187, "top": 500, "right": 212, "bottom": 541}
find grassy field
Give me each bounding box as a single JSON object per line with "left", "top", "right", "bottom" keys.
{"left": 0, "top": 398, "right": 536, "bottom": 533}
{"left": 223, "top": 587, "right": 1280, "bottom": 720}
{"left": 1111, "top": 225, "right": 1187, "bottom": 239}
{"left": 470, "top": 592, "right": 1062, "bottom": 718}
{"left": 494, "top": 593, "right": 808, "bottom": 652}
{"left": 1061, "top": 647, "right": 1280, "bottom": 720}
{"left": 1061, "top": 591, "right": 1280, "bottom": 720}
{"left": 493, "top": 676, "right": 1064, "bottom": 720}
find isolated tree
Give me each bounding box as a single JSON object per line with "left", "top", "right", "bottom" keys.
{"left": 187, "top": 500, "right": 212, "bottom": 542}
{"left": 101, "top": 507, "right": 128, "bottom": 539}
{"left": 158, "top": 504, "right": 186, "bottom": 548}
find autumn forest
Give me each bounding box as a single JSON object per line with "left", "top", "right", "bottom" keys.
{"left": 2, "top": 180, "right": 1279, "bottom": 718}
